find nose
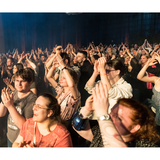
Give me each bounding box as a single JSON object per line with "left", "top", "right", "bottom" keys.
{"left": 32, "top": 104, "right": 37, "bottom": 111}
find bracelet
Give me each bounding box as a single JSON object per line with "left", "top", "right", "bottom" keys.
{"left": 72, "top": 109, "right": 89, "bottom": 131}
{"left": 62, "top": 66, "right": 67, "bottom": 71}
{"left": 52, "top": 66, "right": 55, "bottom": 70}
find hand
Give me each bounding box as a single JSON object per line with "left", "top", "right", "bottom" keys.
{"left": 3, "top": 77, "right": 11, "bottom": 86}
{"left": 146, "top": 57, "right": 157, "bottom": 66}
{"left": 18, "top": 141, "right": 35, "bottom": 147}
{"left": 92, "top": 82, "right": 109, "bottom": 117}
{"left": 98, "top": 57, "right": 106, "bottom": 72}
{"left": 56, "top": 54, "right": 65, "bottom": 68}
{"left": 56, "top": 46, "right": 62, "bottom": 55}
{"left": 1, "top": 87, "right": 14, "bottom": 108}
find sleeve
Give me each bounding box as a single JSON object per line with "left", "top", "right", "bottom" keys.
{"left": 84, "top": 80, "right": 101, "bottom": 94}
{"left": 19, "top": 119, "right": 29, "bottom": 138}
{"left": 23, "top": 94, "right": 37, "bottom": 119}
{"left": 109, "top": 82, "right": 133, "bottom": 99}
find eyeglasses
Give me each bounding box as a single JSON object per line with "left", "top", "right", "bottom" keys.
{"left": 33, "top": 103, "right": 49, "bottom": 110}
{"left": 105, "top": 69, "right": 115, "bottom": 73}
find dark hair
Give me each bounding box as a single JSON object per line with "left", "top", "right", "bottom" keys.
{"left": 39, "top": 93, "right": 62, "bottom": 132}
{"left": 13, "top": 68, "right": 33, "bottom": 83}
{"left": 25, "top": 67, "right": 35, "bottom": 82}
{"left": 61, "top": 52, "right": 70, "bottom": 66}
{"left": 117, "top": 98, "right": 160, "bottom": 143}
{"left": 14, "top": 63, "right": 24, "bottom": 72}
{"left": 67, "top": 68, "right": 79, "bottom": 85}
{"left": 77, "top": 50, "right": 87, "bottom": 58}
{"left": 107, "top": 59, "right": 125, "bottom": 77}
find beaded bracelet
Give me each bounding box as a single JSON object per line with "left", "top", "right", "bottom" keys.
{"left": 100, "top": 72, "right": 107, "bottom": 76}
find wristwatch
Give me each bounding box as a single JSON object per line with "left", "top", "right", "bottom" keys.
{"left": 97, "top": 114, "right": 110, "bottom": 121}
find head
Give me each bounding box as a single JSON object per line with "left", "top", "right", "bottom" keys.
{"left": 60, "top": 52, "right": 70, "bottom": 67}
{"left": 75, "top": 50, "right": 87, "bottom": 65}
{"left": 140, "top": 55, "right": 149, "bottom": 65}
{"left": 60, "top": 68, "right": 79, "bottom": 87}
{"left": 124, "top": 54, "right": 130, "bottom": 64}
{"left": 13, "top": 63, "right": 24, "bottom": 74}
{"left": 13, "top": 69, "right": 33, "bottom": 92}
{"left": 110, "top": 98, "right": 159, "bottom": 143}
{"left": 33, "top": 93, "right": 61, "bottom": 132}
{"left": 107, "top": 47, "right": 112, "bottom": 54}
{"left": 7, "top": 57, "right": 14, "bottom": 68}
{"left": 40, "top": 54, "right": 46, "bottom": 63}
{"left": 105, "top": 59, "right": 125, "bottom": 81}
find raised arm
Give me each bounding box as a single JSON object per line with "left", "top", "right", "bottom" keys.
{"left": 1, "top": 88, "right": 26, "bottom": 129}
{"left": 137, "top": 58, "right": 158, "bottom": 83}
{"left": 93, "top": 82, "right": 127, "bottom": 147}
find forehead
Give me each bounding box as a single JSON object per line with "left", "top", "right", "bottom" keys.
{"left": 77, "top": 53, "right": 84, "bottom": 57}
{"left": 36, "top": 96, "right": 49, "bottom": 105}
{"left": 15, "top": 76, "right": 25, "bottom": 81}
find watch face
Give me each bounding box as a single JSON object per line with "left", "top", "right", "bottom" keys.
{"left": 99, "top": 114, "right": 110, "bottom": 121}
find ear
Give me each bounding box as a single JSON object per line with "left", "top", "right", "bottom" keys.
{"left": 47, "top": 110, "right": 53, "bottom": 118}
{"left": 130, "top": 124, "right": 141, "bottom": 133}
{"left": 115, "top": 69, "right": 120, "bottom": 75}
{"left": 82, "top": 57, "right": 86, "bottom": 62}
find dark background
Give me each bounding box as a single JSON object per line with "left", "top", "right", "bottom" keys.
{"left": 0, "top": 12, "right": 160, "bottom": 53}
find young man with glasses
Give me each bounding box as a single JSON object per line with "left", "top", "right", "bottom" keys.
{"left": 0, "top": 69, "right": 37, "bottom": 147}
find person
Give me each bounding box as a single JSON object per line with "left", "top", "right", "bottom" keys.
{"left": 46, "top": 46, "right": 81, "bottom": 123}
{"left": 74, "top": 50, "right": 93, "bottom": 106}
{"left": 84, "top": 58, "right": 133, "bottom": 118}
{"left": 12, "top": 93, "right": 73, "bottom": 147}
{"left": 72, "top": 82, "right": 160, "bottom": 147}
{"left": 137, "top": 55, "right": 160, "bottom": 129}
{"left": 6, "top": 57, "right": 14, "bottom": 79}
{"left": 3, "top": 63, "right": 24, "bottom": 91}
{"left": 0, "top": 69, "right": 37, "bottom": 147}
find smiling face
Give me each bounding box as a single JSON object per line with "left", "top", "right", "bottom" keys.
{"left": 14, "top": 76, "right": 31, "bottom": 93}
{"left": 59, "top": 73, "right": 68, "bottom": 87}
{"left": 32, "top": 96, "right": 52, "bottom": 123}
{"left": 13, "top": 65, "right": 18, "bottom": 74}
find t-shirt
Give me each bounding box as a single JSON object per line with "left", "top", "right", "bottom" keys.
{"left": 20, "top": 118, "right": 73, "bottom": 147}
{"left": 7, "top": 90, "right": 37, "bottom": 143}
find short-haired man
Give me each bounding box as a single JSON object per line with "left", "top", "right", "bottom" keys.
{"left": 74, "top": 50, "right": 93, "bottom": 106}
{"left": 0, "top": 69, "right": 37, "bottom": 147}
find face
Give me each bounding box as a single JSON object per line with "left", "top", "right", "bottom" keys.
{"left": 7, "top": 59, "right": 13, "bottom": 67}
{"left": 110, "top": 104, "right": 134, "bottom": 136}
{"left": 124, "top": 56, "right": 130, "bottom": 63}
{"left": 33, "top": 96, "right": 51, "bottom": 123}
{"left": 75, "top": 52, "right": 85, "bottom": 64}
{"left": 107, "top": 48, "right": 112, "bottom": 54}
{"left": 59, "top": 73, "right": 68, "bottom": 87}
{"left": 41, "top": 56, "right": 46, "bottom": 63}
{"left": 140, "top": 55, "right": 148, "bottom": 64}
{"left": 14, "top": 76, "right": 31, "bottom": 92}
{"left": 105, "top": 65, "right": 119, "bottom": 82}
{"left": 13, "top": 65, "right": 18, "bottom": 74}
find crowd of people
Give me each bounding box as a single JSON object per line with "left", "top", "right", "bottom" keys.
{"left": 0, "top": 39, "right": 160, "bottom": 147}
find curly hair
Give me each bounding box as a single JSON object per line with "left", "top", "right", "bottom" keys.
{"left": 117, "top": 98, "right": 160, "bottom": 144}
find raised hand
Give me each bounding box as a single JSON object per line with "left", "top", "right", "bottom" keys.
{"left": 92, "top": 82, "right": 109, "bottom": 117}
{"left": 1, "top": 87, "right": 14, "bottom": 109}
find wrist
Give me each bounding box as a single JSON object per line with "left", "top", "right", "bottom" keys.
{"left": 80, "top": 107, "right": 93, "bottom": 119}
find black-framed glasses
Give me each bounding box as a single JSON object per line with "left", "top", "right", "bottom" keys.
{"left": 105, "top": 69, "right": 115, "bottom": 73}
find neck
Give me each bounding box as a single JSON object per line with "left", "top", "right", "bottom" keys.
{"left": 110, "top": 76, "right": 120, "bottom": 85}
{"left": 64, "top": 87, "right": 70, "bottom": 93}
{"left": 121, "top": 134, "right": 133, "bottom": 143}
{"left": 18, "top": 90, "right": 31, "bottom": 99}
{"left": 37, "top": 119, "right": 57, "bottom": 135}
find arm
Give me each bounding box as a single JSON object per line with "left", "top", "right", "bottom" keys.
{"left": 137, "top": 58, "right": 157, "bottom": 83}
{"left": 86, "top": 60, "right": 99, "bottom": 87}
{"left": 98, "top": 57, "right": 111, "bottom": 91}
{"left": 72, "top": 96, "right": 94, "bottom": 142}
{"left": 56, "top": 52, "right": 79, "bottom": 99}
{"left": 0, "top": 102, "right": 8, "bottom": 117}
{"left": 93, "top": 82, "right": 127, "bottom": 147}
{"left": 1, "top": 88, "right": 26, "bottom": 129}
